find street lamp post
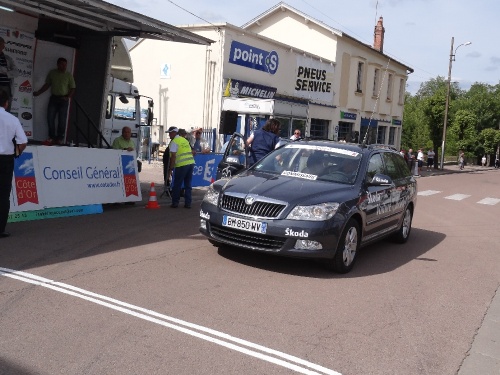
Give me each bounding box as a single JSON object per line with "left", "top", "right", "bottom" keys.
{"left": 440, "top": 37, "right": 471, "bottom": 170}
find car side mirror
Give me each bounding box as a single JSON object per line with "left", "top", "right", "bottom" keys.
{"left": 226, "top": 156, "right": 241, "bottom": 164}
{"left": 367, "top": 173, "right": 393, "bottom": 186}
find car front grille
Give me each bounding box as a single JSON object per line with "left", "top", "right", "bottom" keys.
{"left": 220, "top": 195, "right": 286, "bottom": 218}
{"left": 210, "top": 224, "right": 286, "bottom": 251}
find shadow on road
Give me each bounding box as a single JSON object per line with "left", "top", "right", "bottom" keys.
{"left": 1, "top": 199, "right": 207, "bottom": 271}
{"left": 215, "top": 227, "right": 445, "bottom": 278}
{"left": 0, "top": 357, "right": 47, "bottom": 375}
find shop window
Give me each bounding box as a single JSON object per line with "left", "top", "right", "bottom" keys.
{"left": 360, "top": 126, "right": 377, "bottom": 145}
{"left": 274, "top": 117, "right": 292, "bottom": 138}
{"left": 377, "top": 126, "right": 387, "bottom": 144}
{"left": 309, "top": 118, "right": 329, "bottom": 139}
{"left": 338, "top": 121, "right": 353, "bottom": 142}
{"left": 247, "top": 116, "right": 268, "bottom": 137}
{"left": 388, "top": 127, "right": 396, "bottom": 145}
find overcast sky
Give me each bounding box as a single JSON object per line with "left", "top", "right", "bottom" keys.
{"left": 105, "top": 0, "right": 499, "bottom": 95}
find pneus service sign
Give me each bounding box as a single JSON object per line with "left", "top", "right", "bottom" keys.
{"left": 9, "top": 147, "right": 141, "bottom": 213}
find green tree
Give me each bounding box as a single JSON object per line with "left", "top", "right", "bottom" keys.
{"left": 401, "top": 93, "right": 427, "bottom": 149}
{"left": 456, "top": 83, "right": 500, "bottom": 132}
{"left": 448, "top": 109, "right": 477, "bottom": 156}
{"left": 478, "top": 128, "right": 500, "bottom": 155}
{"left": 403, "top": 78, "right": 500, "bottom": 163}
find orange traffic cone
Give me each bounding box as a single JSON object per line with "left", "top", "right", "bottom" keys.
{"left": 145, "top": 182, "right": 160, "bottom": 209}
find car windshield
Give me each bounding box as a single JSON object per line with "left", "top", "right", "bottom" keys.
{"left": 252, "top": 144, "right": 362, "bottom": 184}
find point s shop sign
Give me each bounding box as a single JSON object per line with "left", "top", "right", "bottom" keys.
{"left": 229, "top": 41, "right": 279, "bottom": 75}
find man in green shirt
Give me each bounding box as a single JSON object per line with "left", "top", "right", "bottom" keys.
{"left": 112, "top": 126, "right": 141, "bottom": 172}
{"left": 112, "top": 126, "right": 135, "bottom": 151}
{"left": 34, "top": 57, "right": 76, "bottom": 145}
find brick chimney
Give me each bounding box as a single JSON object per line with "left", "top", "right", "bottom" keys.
{"left": 374, "top": 16, "right": 385, "bottom": 53}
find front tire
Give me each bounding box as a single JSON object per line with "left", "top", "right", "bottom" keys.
{"left": 392, "top": 206, "right": 413, "bottom": 243}
{"left": 329, "top": 219, "right": 359, "bottom": 274}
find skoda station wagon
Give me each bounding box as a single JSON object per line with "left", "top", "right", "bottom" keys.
{"left": 199, "top": 140, "right": 417, "bottom": 273}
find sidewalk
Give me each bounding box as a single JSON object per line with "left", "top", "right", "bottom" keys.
{"left": 459, "top": 282, "right": 500, "bottom": 374}
{"left": 416, "top": 163, "right": 497, "bottom": 177}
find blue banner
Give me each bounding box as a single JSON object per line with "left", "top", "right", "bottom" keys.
{"left": 192, "top": 153, "right": 223, "bottom": 187}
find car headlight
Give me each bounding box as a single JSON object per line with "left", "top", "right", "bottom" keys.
{"left": 203, "top": 185, "right": 220, "bottom": 206}
{"left": 286, "top": 202, "right": 340, "bottom": 221}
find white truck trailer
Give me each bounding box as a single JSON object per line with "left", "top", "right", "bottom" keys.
{"left": 3, "top": 0, "right": 211, "bottom": 220}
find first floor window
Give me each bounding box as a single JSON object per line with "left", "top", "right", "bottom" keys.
{"left": 388, "top": 127, "right": 396, "bottom": 145}
{"left": 338, "top": 121, "right": 353, "bottom": 142}
{"left": 377, "top": 126, "right": 387, "bottom": 144}
{"left": 309, "top": 118, "right": 329, "bottom": 139}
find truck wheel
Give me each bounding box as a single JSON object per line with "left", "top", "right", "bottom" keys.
{"left": 392, "top": 206, "right": 412, "bottom": 243}
{"left": 330, "top": 219, "right": 359, "bottom": 274}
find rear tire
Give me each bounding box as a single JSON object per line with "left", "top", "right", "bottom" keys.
{"left": 392, "top": 206, "right": 412, "bottom": 243}
{"left": 329, "top": 219, "right": 359, "bottom": 274}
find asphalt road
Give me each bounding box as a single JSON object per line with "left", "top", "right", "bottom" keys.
{"left": 1, "top": 165, "right": 499, "bottom": 375}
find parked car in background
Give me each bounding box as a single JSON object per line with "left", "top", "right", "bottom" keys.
{"left": 200, "top": 140, "right": 417, "bottom": 273}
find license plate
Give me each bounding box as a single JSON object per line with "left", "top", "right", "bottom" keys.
{"left": 222, "top": 215, "right": 267, "bottom": 234}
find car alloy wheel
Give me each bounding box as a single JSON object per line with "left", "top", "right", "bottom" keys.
{"left": 331, "top": 219, "right": 359, "bottom": 273}
{"left": 392, "top": 206, "right": 413, "bottom": 244}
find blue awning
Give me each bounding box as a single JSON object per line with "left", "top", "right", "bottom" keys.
{"left": 361, "top": 118, "right": 378, "bottom": 127}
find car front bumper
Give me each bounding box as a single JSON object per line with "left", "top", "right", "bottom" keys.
{"left": 199, "top": 203, "right": 344, "bottom": 259}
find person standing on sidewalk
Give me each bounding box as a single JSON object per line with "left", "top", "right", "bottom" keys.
{"left": 458, "top": 150, "right": 465, "bottom": 170}
{"left": 417, "top": 148, "right": 424, "bottom": 175}
{"left": 427, "top": 148, "right": 435, "bottom": 171}
{"left": 406, "top": 148, "right": 415, "bottom": 172}
{"left": 0, "top": 91, "right": 28, "bottom": 238}
{"left": 33, "top": 57, "right": 76, "bottom": 145}
{"left": 167, "top": 126, "right": 195, "bottom": 208}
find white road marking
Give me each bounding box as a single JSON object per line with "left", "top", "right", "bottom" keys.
{"left": 477, "top": 197, "right": 500, "bottom": 206}
{"left": 444, "top": 194, "right": 471, "bottom": 201}
{"left": 0, "top": 267, "right": 341, "bottom": 375}
{"left": 417, "top": 190, "right": 442, "bottom": 196}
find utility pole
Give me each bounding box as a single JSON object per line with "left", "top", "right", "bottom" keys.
{"left": 440, "top": 37, "right": 454, "bottom": 170}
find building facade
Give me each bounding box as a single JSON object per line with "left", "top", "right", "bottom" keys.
{"left": 129, "top": 2, "right": 412, "bottom": 151}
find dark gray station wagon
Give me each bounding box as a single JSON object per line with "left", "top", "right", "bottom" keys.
{"left": 199, "top": 140, "right": 417, "bottom": 273}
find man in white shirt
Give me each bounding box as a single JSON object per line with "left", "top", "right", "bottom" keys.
{"left": 417, "top": 148, "right": 424, "bottom": 175}
{"left": 290, "top": 129, "right": 302, "bottom": 140}
{"left": 0, "top": 91, "right": 28, "bottom": 237}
